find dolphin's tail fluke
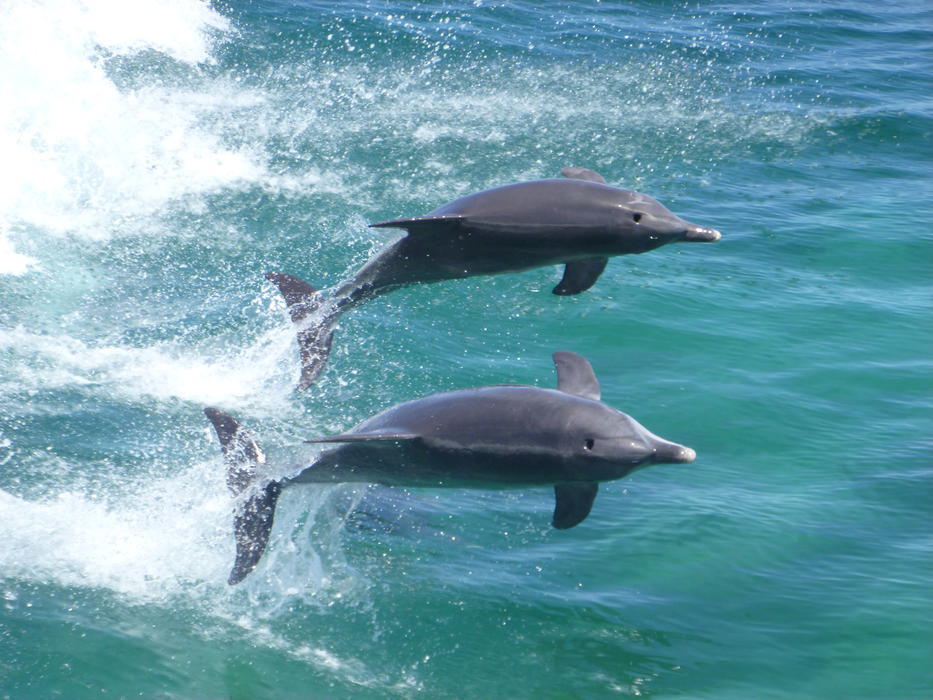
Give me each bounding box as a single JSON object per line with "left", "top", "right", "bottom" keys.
{"left": 229, "top": 480, "right": 282, "bottom": 585}
{"left": 266, "top": 272, "right": 335, "bottom": 391}
{"left": 204, "top": 407, "right": 282, "bottom": 585}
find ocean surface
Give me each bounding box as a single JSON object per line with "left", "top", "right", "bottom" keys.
{"left": 1, "top": 1, "right": 930, "bottom": 697}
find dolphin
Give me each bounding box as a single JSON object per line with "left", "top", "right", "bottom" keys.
{"left": 267, "top": 167, "right": 721, "bottom": 389}
{"left": 204, "top": 351, "right": 696, "bottom": 584}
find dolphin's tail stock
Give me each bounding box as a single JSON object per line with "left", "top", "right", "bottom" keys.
{"left": 204, "top": 407, "right": 282, "bottom": 585}
{"left": 265, "top": 272, "right": 335, "bottom": 391}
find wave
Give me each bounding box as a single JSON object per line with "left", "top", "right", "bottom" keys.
{"left": 0, "top": 324, "right": 298, "bottom": 411}
{"left": 0, "top": 0, "right": 253, "bottom": 268}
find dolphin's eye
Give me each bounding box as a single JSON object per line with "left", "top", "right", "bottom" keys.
{"left": 583, "top": 439, "right": 595, "bottom": 451}
{"left": 632, "top": 213, "right": 642, "bottom": 223}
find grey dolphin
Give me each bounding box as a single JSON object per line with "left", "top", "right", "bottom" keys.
{"left": 205, "top": 351, "right": 696, "bottom": 584}
{"left": 268, "top": 167, "right": 721, "bottom": 389}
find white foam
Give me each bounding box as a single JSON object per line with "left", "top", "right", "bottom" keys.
{"left": 0, "top": 0, "right": 262, "bottom": 250}
{"left": 0, "top": 464, "right": 367, "bottom": 623}
{"left": 0, "top": 472, "right": 356, "bottom": 607}
{"left": 0, "top": 325, "right": 296, "bottom": 412}
{"left": 72, "top": 0, "right": 231, "bottom": 64}
{"left": 0, "top": 230, "right": 37, "bottom": 275}
{"left": 0, "top": 465, "right": 230, "bottom": 601}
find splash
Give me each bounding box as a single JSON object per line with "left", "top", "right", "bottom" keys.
{"left": 0, "top": 464, "right": 229, "bottom": 601}
{"left": 0, "top": 229, "right": 37, "bottom": 275}
{"left": 0, "top": 0, "right": 259, "bottom": 261}
{"left": 0, "top": 325, "right": 298, "bottom": 411}
{"left": 0, "top": 463, "right": 362, "bottom": 608}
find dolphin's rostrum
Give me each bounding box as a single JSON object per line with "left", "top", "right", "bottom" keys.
{"left": 268, "top": 167, "right": 721, "bottom": 389}
{"left": 205, "top": 351, "right": 696, "bottom": 585}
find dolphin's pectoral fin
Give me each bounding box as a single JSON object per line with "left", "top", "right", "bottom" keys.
{"left": 552, "top": 482, "right": 599, "bottom": 529}
{"left": 560, "top": 167, "right": 607, "bottom": 184}
{"left": 552, "top": 258, "right": 608, "bottom": 296}
{"left": 204, "top": 407, "right": 282, "bottom": 585}
{"left": 552, "top": 351, "right": 601, "bottom": 401}
{"left": 229, "top": 480, "right": 282, "bottom": 585}
{"left": 305, "top": 432, "right": 420, "bottom": 444}
{"left": 266, "top": 271, "right": 334, "bottom": 391}
{"left": 369, "top": 216, "right": 465, "bottom": 234}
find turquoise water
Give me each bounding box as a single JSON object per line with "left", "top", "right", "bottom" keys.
{"left": 1, "top": 0, "right": 931, "bottom": 697}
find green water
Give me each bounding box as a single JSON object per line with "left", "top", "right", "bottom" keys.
{"left": 1, "top": 1, "right": 931, "bottom": 697}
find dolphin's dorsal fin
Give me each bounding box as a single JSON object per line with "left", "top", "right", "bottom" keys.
{"left": 552, "top": 351, "right": 601, "bottom": 401}
{"left": 305, "top": 432, "right": 420, "bottom": 444}
{"left": 560, "top": 167, "right": 607, "bottom": 184}
{"left": 553, "top": 257, "right": 608, "bottom": 296}
{"left": 552, "top": 482, "right": 599, "bottom": 529}
{"left": 369, "top": 216, "right": 464, "bottom": 234}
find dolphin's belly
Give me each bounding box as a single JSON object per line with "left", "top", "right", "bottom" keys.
{"left": 357, "top": 227, "right": 612, "bottom": 291}
{"left": 290, "top": 439, "right": 572, "bottom": 489}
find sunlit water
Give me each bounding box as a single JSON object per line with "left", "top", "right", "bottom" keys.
{"left": 1, "top": 1, "right": 930, "bottom": 697}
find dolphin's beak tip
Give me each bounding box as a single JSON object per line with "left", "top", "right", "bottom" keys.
{"left": 684, "top": 227, "right": 721, "bottom": 242}
{"left": 655, "top": 443, "right": 696, "bottom": 464}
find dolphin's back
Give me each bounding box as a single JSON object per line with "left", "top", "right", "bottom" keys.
{"left": 427, "top": 179, "right": 629, "bottom": 231}
{"left": 354, "top": 386, "right": 580, "bottom": 452}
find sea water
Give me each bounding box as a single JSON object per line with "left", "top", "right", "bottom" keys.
{"left": 0, "top": 1, "right": 930, "bottom": 697}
